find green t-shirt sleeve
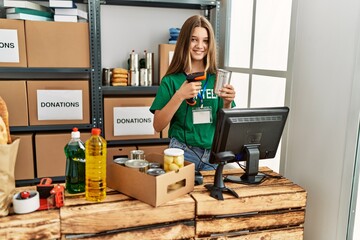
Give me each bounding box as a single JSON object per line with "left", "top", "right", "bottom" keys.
{"left": 149, "top": 76, "right": 174, "bottom": 114}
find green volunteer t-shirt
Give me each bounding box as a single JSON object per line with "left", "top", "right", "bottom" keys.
{"left": 150, "top": 72, "right": 235, "bottom": 149}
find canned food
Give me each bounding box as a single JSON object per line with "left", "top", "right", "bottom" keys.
{"left": 146, "top": 168, "right": 166, "bottom": 176}
{"left": 164, "top": 148, "right": 184, "bottom": 172}
{"left": 113, "top": 157, "right": 128, "bottom": 166}
{"left": 148, "top": 162, "right": 161, "bottom": 169}
{"left": 102, "top": 68, "right": 112, "bottom": 86}
{"left": 130, "top": 50, "right": 139, "bottom": 70}
{"left": 125, "top": 159, "right": 149, "bottom": 173}
{"left": 130, "top": 150, "right": 145, "bottom": 160}
{"left": 140, "top": 68, "right": 148, "bottom": 86}
{"left": 130, "top": 70, "right": 139, "bottom": 86}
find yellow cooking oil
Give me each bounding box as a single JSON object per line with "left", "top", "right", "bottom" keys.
{"left": 85, "top": 128, "right": 107, "bottom": 202}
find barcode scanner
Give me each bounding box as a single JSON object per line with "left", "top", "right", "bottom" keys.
{"left": 185, "top": 72, "right": 206, "bottom": 106}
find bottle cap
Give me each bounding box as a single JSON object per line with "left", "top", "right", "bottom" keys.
{"left": 71, "top": 127, "right": 80, "bottom": 139}
{"left": 91, "top": 128, "right": 101, "bottom": 135}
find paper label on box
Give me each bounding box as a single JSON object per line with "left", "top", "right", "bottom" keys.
{"left": 37, "top": 90, "right": 83, "bottom": 120}
{"left": 169, "top": 51, "right": 174, "bottom": 65}
{"left": 113, "top": 107, "right": 154, "bottom": 136}
{"left": 0, "top": 29, "right": 20, "bottom": 63}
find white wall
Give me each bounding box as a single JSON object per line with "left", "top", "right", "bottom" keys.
{"left": 285, "top": 0, "right": 360, "bottom": 239}
{"left": 100, "top": 5, "right": 200, "bottom": 82}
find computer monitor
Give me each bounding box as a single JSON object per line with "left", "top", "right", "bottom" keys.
{"left": 204, "top": 106, "right": 289, "bottom": 200}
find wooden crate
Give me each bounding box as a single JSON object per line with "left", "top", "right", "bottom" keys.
{"left": 61, "top": 189, "right": 196, "bottom": 239}
{"left": 0, "top": 185, "right": 60, "bottom": 240}
{"left": 1, "top": 167, "right": 306, "bottom": 240}
{"left": 192, "top": 167, "right": 307, "bottom": 239}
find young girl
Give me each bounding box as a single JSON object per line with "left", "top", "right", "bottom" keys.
{"left": 150, "top": 15, "right": 236, "bottom": 171}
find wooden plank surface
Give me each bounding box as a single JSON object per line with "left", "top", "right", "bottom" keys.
{"left": 195, "top": 227, "right": 304, "bottom": 240}
{"left": 61, "top": 193, "right": 195, "bottom": 234}
{"left": 194, "top": 167, "right": 293, "bottom": 193}
{"left": 193, "top": 184, "right": 307, "bottom": 216}
{"left": 64, "top": 221, "right": 195, "bottom": 240}
{"left": 0, "top": 209, "right": 60, "bottom": 240}
{"left": 196, "top": 209, "right": 305, "bottom": 236}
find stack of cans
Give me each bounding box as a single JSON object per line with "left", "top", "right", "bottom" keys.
{"left": 140, "top": 50, "right": 153, "bottom": 86}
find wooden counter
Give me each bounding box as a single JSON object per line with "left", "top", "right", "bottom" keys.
{"left": 0, "top": 167, "right": 307, "bottom": 240}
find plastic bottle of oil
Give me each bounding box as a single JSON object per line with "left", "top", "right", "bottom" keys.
{"left": 85, "top": 128, "right": 107, "bottom": 202}
{"left": 64, "top": 127, "right": 85, "bottom": 194}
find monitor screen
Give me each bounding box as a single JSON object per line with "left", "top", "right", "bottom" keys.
{"left": 210, "top": 106, "right": 289, "bottom": 184}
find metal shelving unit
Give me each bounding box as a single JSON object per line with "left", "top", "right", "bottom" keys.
{"left": 88, "top": 0, "right": 218, "bottom": 123}
{"left": 4, "top": 0, "right": 220, "bottom": 185}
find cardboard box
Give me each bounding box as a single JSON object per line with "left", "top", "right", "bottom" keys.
{"left": 107, "top": 154, "right": 195, "bottom": 207}
{"left": 0, "top": 81, "right": 28, "bottom": 126}
{"left": 12, "top": 134, "right": 34, "bottom": 180}
{"left": 107, "top": 146, "right": 137, "bottom": 163}
{"left": 104, "top": 97, "right": 160, "bottom": 141}
{"left": 158, "top": 44, "right": 176, "bottom": 82}
{"left": 140, "top": 145, "right": 168, "bottom": 157}
{"left": 27, "top": 80, "right": 90, "bottom": 126}
{"left": 25, "top": 21, "right": 90, "bottom": 68}
{"left": 0, "top": 19, "right": 27, "bottom": 67}
{"left": 35, "top": 132, "right": 91, "bottom": 178}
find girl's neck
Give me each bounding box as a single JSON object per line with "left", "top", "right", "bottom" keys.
{"left": 186, "top": 61, "right": 205, "bottom": 74}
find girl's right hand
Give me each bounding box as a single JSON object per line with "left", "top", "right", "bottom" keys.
{"left": 176, "top": 81, "right": 202, "bottom": 100}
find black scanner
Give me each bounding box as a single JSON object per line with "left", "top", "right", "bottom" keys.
{"left": 195, "top": 171, "right": 203, "bottom": 185}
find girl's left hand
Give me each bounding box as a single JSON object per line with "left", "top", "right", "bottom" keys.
{"left": 219, "top": 84, "right": 236, "bottom": 108}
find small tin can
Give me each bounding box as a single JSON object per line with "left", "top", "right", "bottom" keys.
{"left": 113, "top": 157, "right": 128, "bottom": 166}
{"left": 147, "top": 68, "right": 153, "bottom": 86}
{"left": 140, "top": 68, "right": 148, "bottom": 86}
{"left": 145, "top": 52, "right": 153, "bottom": 69}
{"left": 130, "top": 150, "right": 145, "bottom": 160}
{"left": 130, "top": 70, "right": 139, "bottom": 86}
{"left": 130, "top": 50, "right": 139, "bottom": 70}
{"left": 148, "top": 162, "right": 161, "bottom": 169}
{"left": 102, "top": 68, "right": 112, "bottom": 86}
{"left": 125, "top": 159, "right": 149, "bottom": 173}
{"left": 146, "top": 168, "right": 166, "bottom": 176}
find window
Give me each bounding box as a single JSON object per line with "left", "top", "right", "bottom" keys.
{"left": 224, "top": 0, "right": 293, "bottom": 172}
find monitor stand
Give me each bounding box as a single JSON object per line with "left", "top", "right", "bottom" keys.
{"left": 204, "top": 161, "right": 239, "bottom": 200}
{"left": 224, "top": 144, "right": 265, "bottom": 184}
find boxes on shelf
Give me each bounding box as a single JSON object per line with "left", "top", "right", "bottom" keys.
{"left": 25, "top": 21, "right": 90, "bottom": 68}
{"left": 27, "top": 80, "right": 90, "bottom": 126}
{"left": 107, "top": 153, "right": 195, "bottom": 207}
{"left": 12, "top": 134, "right": 34, "bottom": 180}
{"left": 0, "top": 81, "right": 28, "bottom": 126}
{"left": 104, "top": 97, "right": 160, "bottom": 141}
{"left": 0, "top": 19, "right": 27, "bottom": 67}
{"left": 35, "top": 132, "right": 91, "bottom": 178}
{"left": 158, "top": 44, "right": 176, "bottom": 83}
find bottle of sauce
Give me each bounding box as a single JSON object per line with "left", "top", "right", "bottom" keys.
{"left": 64, "top": 128, "right": 85, "bottom": 194}
{"left": 85, "top": 128, "right": 107, "bottom": 202}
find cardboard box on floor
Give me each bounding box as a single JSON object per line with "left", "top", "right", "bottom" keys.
{"left": 107, "top": 154, "right": 195, "bottom": 207}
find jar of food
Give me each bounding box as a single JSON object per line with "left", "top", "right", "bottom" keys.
{"left": 163, "top": 148, "right": 184, "bottom": 172}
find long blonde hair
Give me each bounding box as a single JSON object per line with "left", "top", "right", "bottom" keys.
{"left": 165, "top": 15, "right": 217, "bottom": 76}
